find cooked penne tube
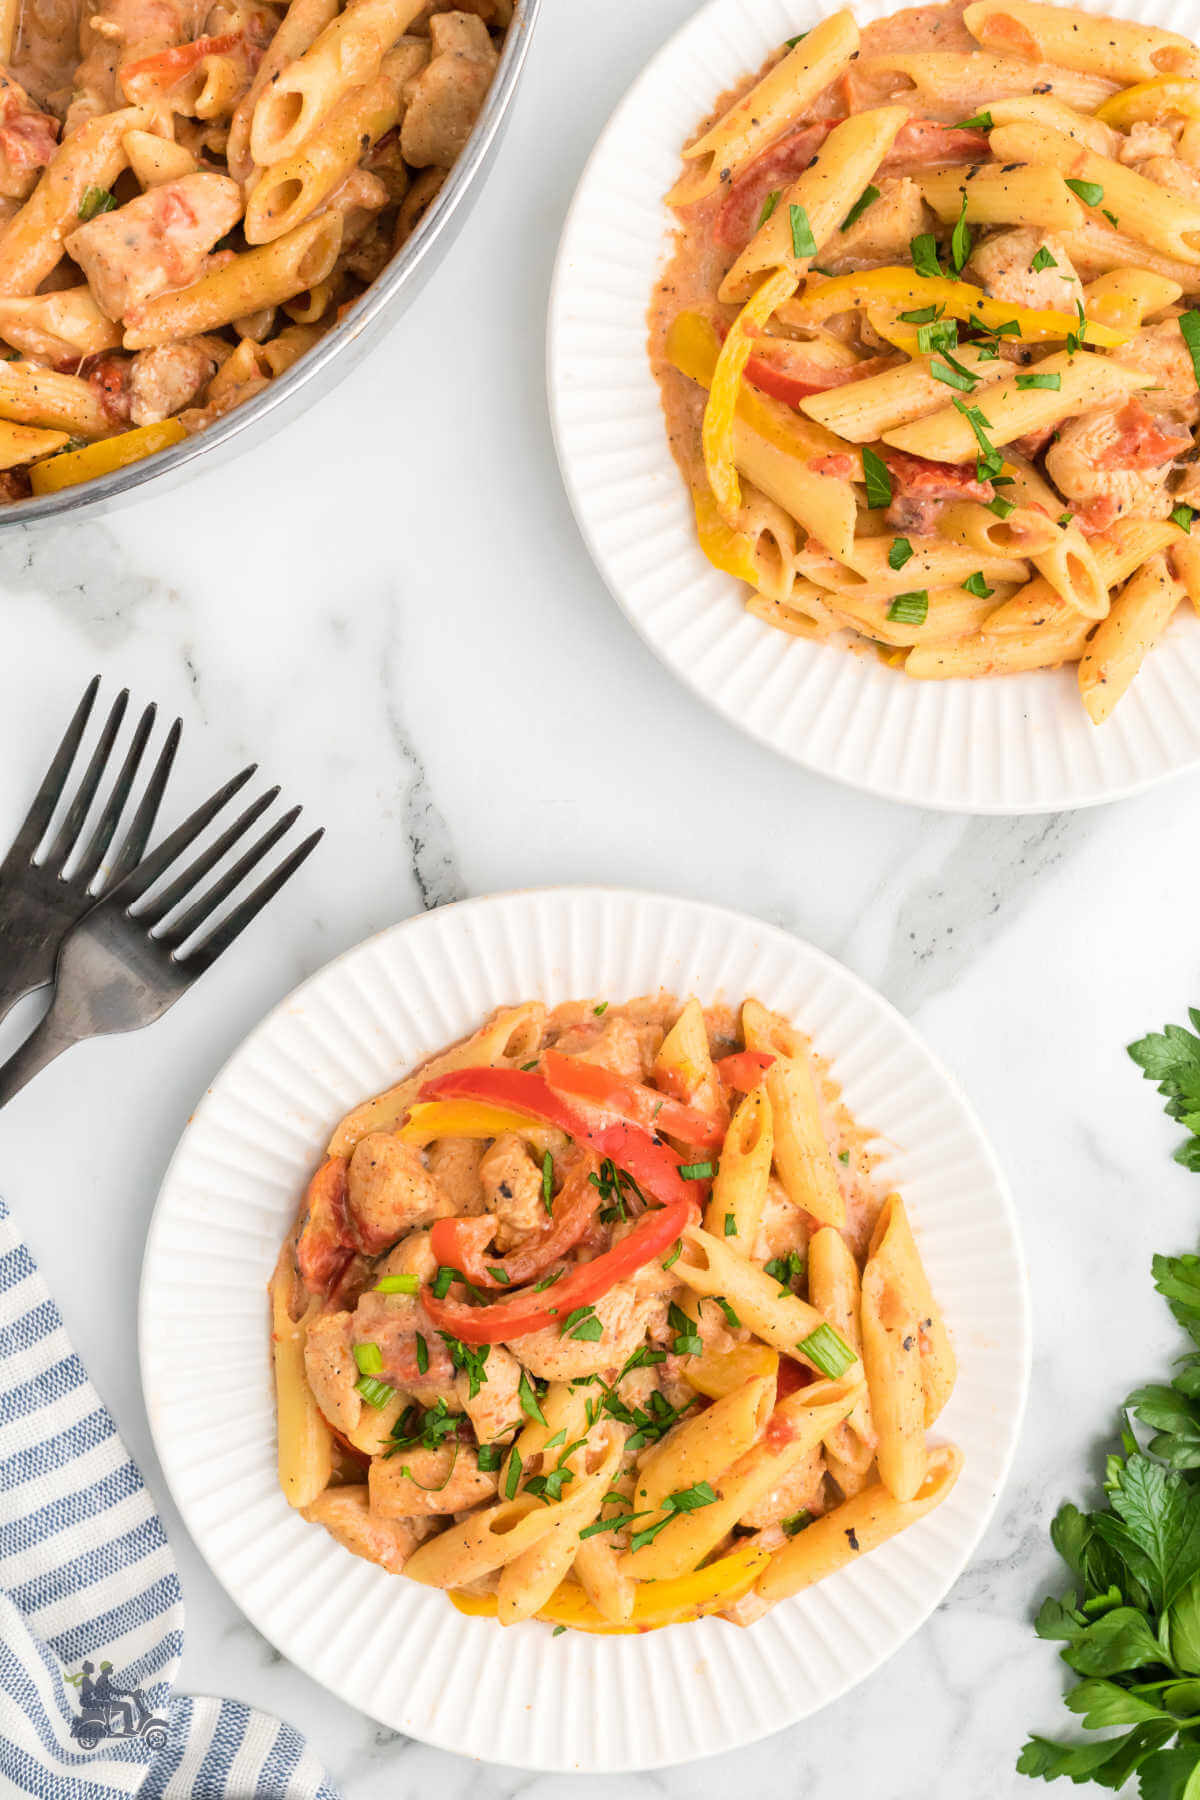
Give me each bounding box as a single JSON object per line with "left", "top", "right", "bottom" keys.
{"left": 634, "top": 1373, "right": 776, "bottom": 1515}
{"left": 861, "top": 1197, "right": 930, "bottom": 1501}
{"left": 796, "top": 538, "right": 1030, "bottom": 599}
{"left": 1033, "top": 518, "right": 1108, "bottom": 620}
{"left": 1082, "top": 269, "right": 1182, "bottom": 333}
{"left": 825, "top": 585, "right": 1004, "bottom": 647}
{"left": 677, "top": 1223, "right": 860, "bottom": 1377}
{"left": 965, "top": 0, "right": 1200, "bottom": 84}
{"left": 122, "top": 128, "right": 198, "bottom": 186}
{"left": 250, "top": 0, "right": 427, "bottom": 166}
{"left": 981, "top": 92, "right": 1118, "bottom": 153}
{"left": 800, "top": 345, "right": 1008, "bottom": 442}
{"left": 653, "top": 996, "right": 722, "bottom": 1118}
{"left": 755, "top": 1444, "right": 964, "bottom": 1602}
{"left": 572, "top": 1531, "right": 635, "bottom": 1626}
{"left": 270, "top": 1253, "right": 333, "bottom": 1510}
{"left": 850, "top": 50, "right": 1116, "bottom": 110}
{"left": 1170, "top": 535, "right": 1200, "bottom": 614}
{"left": 936, "top": 499, "right": 1060, "bottom": 558}
{"left": 1061, "top": 221, "right": 1200, "bottom": 288}
{"left": 227, "top": 0, "right": 340, "bottom": 179}
{"left": 1091, "top": 517, "right": 1184, "bottom": 588}
{"left": 0, "top": 103, "right": 158, "bottom": 294}
{"left": 917, "top": 163, "right": 1083, "bottom": 232}
{"left": 0, "top": 420, "right": 68, "bottom": 466}
{"left": 684, "top": 1342, "right": 779, "bottom": 1401}
{"left": 989, "top": 120, "right": 1200, "bottom": 263}
{"left": 0, "top": 288, "right": 121, "bottom": 359}
{"left": 720, "top": 107, "right": 908, "bottom": 303}
{"left": 742, "top": 998, "right": 845, "bottom": 1226}
{"left": 881, "top": 351, "right": 1152, "bottom": 462}
{"left": 667, "top": 10, "right": 859, "bottom": 208}
{"left": 123, "top": 213, "right": 342, "bottom": 347}
{"left": 0, "top": 361, "right": 114, "bottom": 436}
{"left": 808, "top": 1227, "right": 876, "bottom": 1474}
{"left": 619, "top": 1378, "right": 862, "bottom": 1581}
{"left": 496, "top": 1431, "right": 624, "bottom": 1625}
{"left": 1078, "top": 549, "right": 1187, "bottom": 721}
{"left": 904, "top": 610, "right": 1092, "bottom": 677}
{"left": 706, "top": 1085, "right": 773, "bottom": 1243}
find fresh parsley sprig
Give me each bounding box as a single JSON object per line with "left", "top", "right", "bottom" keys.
{"left": 1129, "top": 1011, "right": 1200, "bottom": 1172}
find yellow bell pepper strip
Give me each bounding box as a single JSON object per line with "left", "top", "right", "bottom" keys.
{"left": 702, "top": 266, "right": 798, "bottom": 523}
{"left": 692, "top": 488, "right": 763, "bottom": 586}
{"left": 448, "top": 1543, "right": 771, "bottom": 1633}
{"left": 397, "top": 1099, "right": 544, "bottom": 1146}
{"left": 30, "top": 418, "right": 187, "bottom": 494}
{"left": 1083, "top": 270, "right": 1184, "bottom": 335}
{"left": 1096, "top": 76, "right": 1200, "bottom": 127}
{"left": 685, "top": 1342, "right": 779, "bottom": 1400}
{"left": 667, "top": 310, "right": 864, "bottom": 477}
{"left": 788, "top": 267, "right": 1129, "bottom": 348}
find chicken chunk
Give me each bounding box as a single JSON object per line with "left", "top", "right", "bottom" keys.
{"left": 0, "top": 71, "right": 57, "bottom": 200}
{"left": 128, "top": 340, "right": 216, "bottom": 425}
{"left": 824, "top": 177, "right": 929, "bottom": 274}
{"left": 1112, "top": 319, "right": 1200, "bottom": 425}
{"left": 347, "top": 1132, "right": 454, "bottom": 1252}
{"left": 457, "top": 1342, "right": 523, "bottom": 1444}
{"left": 479, "top": 1133, "right": 545, "bottom": 1250}
{"left": 400, "top": 10, "right": 497, "bottom": 169}
{"left": 1120, "top": 120, "right": 1176, "bottom": 164}
{"left": 65, "top": 173, "right": 242, "bottom": 319}
{"left": 882, "top": 450, "right": 994, "bottom": 536}
{"left": 738, "top": 1445, "right": 827, "bottom": 1529}
{"left": 303, "top": 1310, "right": 361, "bottom": 1434}
{"left": 1138, "top": 155, "right": 1200, "bottom": 204}
{"left": 426, "top": 1135, "right": 485, "bottom": 1214}
{"left": 966, "top": 227, "right": 1083, "bottom": 314}
{"left": 302, "top": 1485, "right": 431, "bottom": 1573}
{"left": 369, "top": 1443, "right": 498, "bottom": 1516}
{"left": 352, "top": 1288, "right": 456, "bottom": 1388}
{"left": 510, "top": 1280, "right": 657, "bottom": 1382}
{"left": 1045, "top": 398, "right": 1190, "bottom": 530}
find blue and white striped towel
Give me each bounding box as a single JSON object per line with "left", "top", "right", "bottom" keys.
{"left": 0, "top": 1196, "right": 342, "bottom": 1800}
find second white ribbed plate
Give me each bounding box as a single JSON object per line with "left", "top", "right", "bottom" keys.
{"left": 139, "top": 888, "right": 1028, "bottom": 1771}
{"left": 546, "top": 0, "right": 1200, "bottom": 812}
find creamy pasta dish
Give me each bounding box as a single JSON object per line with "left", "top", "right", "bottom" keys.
{"left": 270, "top": 994, "right": 960, "bottom": 1633}
{"left": 0, "top": 0, "right": 507, "bottom": 499}
{"left": 649, "top": 0, "right": 1200, "bottom": 722}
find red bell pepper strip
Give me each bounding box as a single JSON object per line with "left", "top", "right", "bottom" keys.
{"left": 429, "top": 1157, "right": 599, "bottom": 1290}
{"left": 295, "top": 1155, "right": 353, "bottom": 1296}
{"left": 121, "top": 31, "right": 242, "bottom": 98}
{"left": 417, "top": 1068, "right": 704, "bottom": 1210}
{"left": 715, "top": 1051, "right": 776, "bottom": 1092}
{"left": 539, "top": 1048, "right": 723, "bottom": 1149}
{"left": 422, "top": 1195, "right": 694, "bottom": 1344}
{"left": 744, "top": 352, "right": 897, "bottom": 408}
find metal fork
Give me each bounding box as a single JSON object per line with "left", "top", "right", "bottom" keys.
{"left": 0, "top": 677, "right": 182, "bottom": 1026}
{"left": 0, "top": 767, "right": 324, "bottom": 1107}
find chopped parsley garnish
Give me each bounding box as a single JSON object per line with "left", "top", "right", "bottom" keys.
{"left": 861, "top": 444, "right": 892, "bottom": 509}
{"left": 714, "top": 1296, "right": 741, "bottom": 1329}
{"left": 953, "top": 397, "right": 1004, "bottom": 480}
{"left": 561, "top": 1304, "right": 604, "bottom": 1342}
{"left": 1180, "top": 310, "right": 1200, "bottom": 388}
{"left": 439, "top": 1332, "right": 490, "bottom": 1398}
{"left": 841, "top": 184, "right": 879, "bottom": 232}
{"left": 590, "top": 1158, "right": 648, "bottom": 1224}
{"left": 1029, "top": 245, "right": 1057, "bottom": 273}
{"left": 888, "top": 536, "right": 914, "bottom": 570}
{"left": 1172, "top": 503, "right": 1195, "bottom": 533}
{"left": 1102, "top": 207, "right": 1120, "bottom": 229}
{"left": 724, "top": 1211, "right": 738, "bottom": 1235}
{"left": 988, "top": 495, "right": 1016, "bottom": 519}
{"left": 662, "top": 1237, "right": 683, "bottom": 1269}
{"left": 764, "top": 1249, "right": 806, "bottom": 1290}
{"left": 930, "top": 351, "right": 978, "bottom": 393}
{"left": 1066, "top": 298, "right": 1089, "bottom": 355}
{"left": 668, "top": 1300, "right": 702, "bottom": 1357}
{"left": 77, "top": 185, "right": 116, "bottom": 221}
{"left": 950, "top": 190, "right": 972, "bottom": 273}
{"left": 910, "top": 233, "right": 944, "bottom": 279}
{"left": 1065, "top": 177, "right": 1104, "bottom": 208}
{"left": 518, "top": 1369, "right": 547, "bottom": 1424}
{"left": 415, "top": 1332, "right": 428, "bottom": 1375}
{"left": 917, "top": 316, "right": 959, "bottom": 354}
{"left": 898, "top": 305, "right": 941, "bottom": 325}
{"left": 783, "top": 30, "right": 808, "bottom": 47}
{"left": 525, "top": 1467, "right": 575, "bottom": 1503}
{"left": 532, "top": 1267, "right": 565, "bottom": 1292}
{"left": 387, "top": 1397, "right": 462, "bottom": 1456}
{"left": 593, "top": 1000, "right": 608, "bottom": 1015}
{"left": 477, "top": 1442, "right": 504, "bottom": 1472}
{"left": 782, "top": 1508, "right": 814, "bottom": 1535}
{"left": 1016, "top": 370, "right": 1062, "bottom": 391}
{"left": 374, "top": 1272, "right": 418, "bottom": 1294}
{"left": 963, "top": 571, "right": 994, "bottom": 599}
{"left": 542, "top": 1149, "right": 554, "bottom": 1213}
{"left": 789, "top": 202, "right": 817, "bottom": 260}
{"left": 954, "top": 109, "right": 993, "bottom": 129}
{"left": 486, "top": 1266, "right": 512, "bottom": 1285}
{"left": 799, "top": 1321, "right": 857, "bottom": 1378}
{"left": 629, "top": 1481, "right": 719, "bottom": 1553}
{"left": 887, "top": 590, "right": 930, "bottom": 626}
{"left": 757, "top": 188, "right": 781, "bottom": 229}
{"left": 505, "top": 1447, "right": 522, "bottom": 1499}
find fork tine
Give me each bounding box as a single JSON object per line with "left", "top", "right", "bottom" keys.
{"left": 154, "top": 803, "right": 303, "bottom": 950}
{"left": 5, "top": 675, "right": 100, "bottom": 864}
{"left": 44, "top": 687, "right": 128, "bottom": 870}
{"left": 184, "top": 829, "right": 324, "bottom": 974}
{"left": 114, "top": 763, "right": 257, "bottom": 906}
{"left": 138, "top": 786, "right": 279, "bottom": 927}
{"left": 71, "top": 702, "right": 156, "bottom": 889}
{"left": 105, "top": 716, "right": 182, "bottom": 890}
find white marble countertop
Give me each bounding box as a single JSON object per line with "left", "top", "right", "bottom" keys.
{"left": 3, "top": 0, "right": 1200, "bottom": 1792}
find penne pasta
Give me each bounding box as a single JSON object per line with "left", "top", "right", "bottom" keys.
{"left": 1078, "top": 549, "right": 1187, "bottom": 721}
{"left": 965, "top": 0, "right": 1200, "bottom": 85}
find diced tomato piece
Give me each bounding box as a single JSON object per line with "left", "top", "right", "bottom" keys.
{"left": 86, "top": 355, "right": 133, "bottom": 425}
{"left": 1094, "top": 398, "right": 1189, "bottom": 471}
{"left": 881, "top": 119, "right": 991, "bottom": 171}
{"left": 973, "top": 10, "right": 1042, "bottom": 59}
{"left": 0, "top": 107, "right": 57, "bottom": 174}
{"left": 715, "top": 1050, "right": 775, "bottom": 1092}
{"left": 714, "top": 119, "right": 837, "bottom": 248}
{"left": 882, "top": 448, "right": 994, "bottom": 533}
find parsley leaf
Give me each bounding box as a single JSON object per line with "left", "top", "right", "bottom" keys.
{"left": 1129, "top": 1012, "right": 1200, "bottom": 1166}
{"left": 861, "top": 445, "right": 892, "bottom": 509}
{"left": 841, "top": 184, "right": 879, "bottom": 232}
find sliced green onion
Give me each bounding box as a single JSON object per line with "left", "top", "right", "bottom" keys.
{"left": 887, "top": 590, "right": 929, "bottom": 625}
{"left": 431, "top": 1266, "right": 456, "bottom": 1300}
{"left": 724, "top": 1212, "right": 737, "bottom": 1236}
{"left": 353, "top": 1341, "right": 383, "bottom": 1376}
{"left": 678, "top": 1160, "right": 715, "bottom": 1180}
{"left": 542, "top": 1149, "right": 554, "bottom": 1213}
{"left": 782, "top": 1508, "right": 814, "bottom": 1536}
{"left": 415, "top": 1332, "right": 428, "bottom": 1375}
{"left": 355, "top": 1374, "right": 395, "bottom": 1409}
{"left": 374, "top": 1272, "right": 418, "bottom": 1295}
{"left": 798, "top": 1322, "right": 857, "bottom": 1378}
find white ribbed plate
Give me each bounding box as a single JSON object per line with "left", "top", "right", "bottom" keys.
{"left": 547, "top": 0, "right": 1200, "bottom": 813}
{"left": 140, "top": 888, "right": 1029, "bottom": 1771}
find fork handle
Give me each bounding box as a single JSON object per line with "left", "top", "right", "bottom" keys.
{"left": 0, "top": 1004, "right": 80, "bottom": 1107}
